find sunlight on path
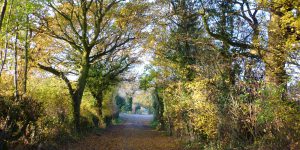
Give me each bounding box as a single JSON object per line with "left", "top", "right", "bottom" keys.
{"left": 62, "top": 114, "right": 181, "bottom": 150}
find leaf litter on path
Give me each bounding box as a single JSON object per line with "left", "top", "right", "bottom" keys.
{"left": 62, "top": 114, "right": 181, "bottom": 150}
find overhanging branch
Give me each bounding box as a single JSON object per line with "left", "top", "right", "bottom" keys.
{"left": 38, "top": 63, "right": 74, "bottom": 95}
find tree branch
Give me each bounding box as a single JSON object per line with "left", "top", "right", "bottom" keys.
{"left": 202, "top": 15, "right": 254, "bottom": 50}
{"left": 90, "top": 36, "right": 135, "bottom": 63}
{"left": 38, "top": 63, "right": 75, "bottom": 95}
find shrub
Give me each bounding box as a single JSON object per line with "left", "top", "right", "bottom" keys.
{"left": 0, "top": 95, "right": 43, "bottom": 148}
{"left": 162, "top": 78, "right": 218, "bottom": 143}
{"left": 254, "top": 87, "right": 300, "bottom": 149}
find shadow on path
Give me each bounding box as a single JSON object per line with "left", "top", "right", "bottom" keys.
{"left": 62, "top": 113, "right": 181, "bottom": 150}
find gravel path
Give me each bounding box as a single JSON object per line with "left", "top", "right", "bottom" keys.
{"left": 62, "top": 114, "right": 181, "bottom": 150}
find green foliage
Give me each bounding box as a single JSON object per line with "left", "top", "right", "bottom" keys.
{"left": 102, "top": 86, "right": 119, "bottom": 126}
{"left": 115, "top": 95, "right": 126, "bottom": 110}
{"left": 124, "top": 97, "right": 133, "bottom": 112}
{"left": 26, "top": 77, "right": 74, "bottom": 142}
{"left": 140, "top": 68, "right": 158, "bottom": 90}
{"left": 23, "top": 77, "right": 103, "bottom": 143}
{"left": 150, "top": 120, "right": 159, "bottom": 129}
{"left": 254, "top": 86, "right": 300, "bottom": 149}
{"left": 81, "top": 92, "right": 99, "bottom": 128}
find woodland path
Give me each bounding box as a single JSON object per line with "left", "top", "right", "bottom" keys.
{"left": 62, "top": 113, "right": 181, "bottom": 150}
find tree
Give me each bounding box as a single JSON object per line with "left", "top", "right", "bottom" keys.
{"left": 168, "top": 0, "right": 202, "bottom": 81}
{"left": 88, "top": 53, "right": 136, "bottom": 120}
{"left": 36, "top": 0, "right": 147, "bottom": 132}
{"left": 0, "top": 0, "right": 12, "bottom": 77}
{"left": 260, "top": 0, "right": 300, "bottom": 99}
{"left": 200, "top": 0, "right": 300, "bottom": 100}
{"left": 140, "top": 69, "right": 166, "bottom": 130}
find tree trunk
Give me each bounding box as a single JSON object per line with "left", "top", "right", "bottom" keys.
{"left": 0, "top": 0, "right": 7, "bottom": 31}
{"left": 0, "top": 0, "right": 12, "bottom": 77}
{"left": 264, "top": 13, "right": 288, "bottom": 100}
{"left": 0, "top": 29, "right": 8, "bottom": 77}
{"left": 23, "top": 15, "right": 30, "bottom": 94}
{"left": 96, "top": 92, "right": 103, "bottom": 119}
{"left": 91, "top": 90, "right": 104, "bottom": 120}
{"left": 72, "top": 51, "right": 90, "bottom": 132}
{"left": 154, "top": 88, "right": 165, "bottom": 130}
{"left": 14, "top": 31, "right": 19, "bottom": 100}
{"left": 72, "top": 95, "right": 81, "bottom": 132}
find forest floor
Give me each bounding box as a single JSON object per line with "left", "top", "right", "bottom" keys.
{"left": 61, "top": 113, "right": 182, "bottom": 150}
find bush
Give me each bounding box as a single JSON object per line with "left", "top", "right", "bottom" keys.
{"left": 27, "top": 77, "right": 74, "bottom": 142}
{"left": 103, "top": 86, "right": 119, "bottom": 127}
{"left": 0, "top": 95, "right": 43, "bottom": 148}
{"left": 162, "top": 78, "right": 218, "bottom": 143}
{"left": 115, "top": 95, "right": 126, "bottom": 111}
{"left": 81, "top": 92, "right": 99, "bottom": 129}
{"left": 254, "top": 87, "right": 300, "bottom": 149}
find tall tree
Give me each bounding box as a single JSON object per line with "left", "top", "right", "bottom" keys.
{"left": 13, "top": 30, "right": 19, "bottom": 100}
{"left": 0, "top": 0, "right": 12, "bottom": 77}
{"left": 200, "top": 0, "right": 300, "bottom": 100}
{"left": 37, "top": 0, "right": 147, "bottom": 132}
{"left": 168, "top": 0, "right": 201, "bottom": 81}
{"left": 260, "top": 0, "right": 300, "bottom": 99}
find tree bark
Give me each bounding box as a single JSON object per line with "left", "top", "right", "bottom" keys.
{"left": 23, "top": 15, "right": 30, "bottom": 94}
{"left": 72, "top": 95, "right": 81, "bottom": 132}
{"left": 0, "top": 0, "right": 7, "bottom": 31}
{"left": 96, "top": 92, "right": 103, "bottom": 119}
{"left": 14, "top": 31, "right": 19, "bottom": 100}
{"left": 72, "top": 51, "right": 90, "bottom": 132}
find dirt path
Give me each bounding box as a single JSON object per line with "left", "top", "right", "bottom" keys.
{"left": 62, "top": 114, "right": 181, "bottom": 150}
